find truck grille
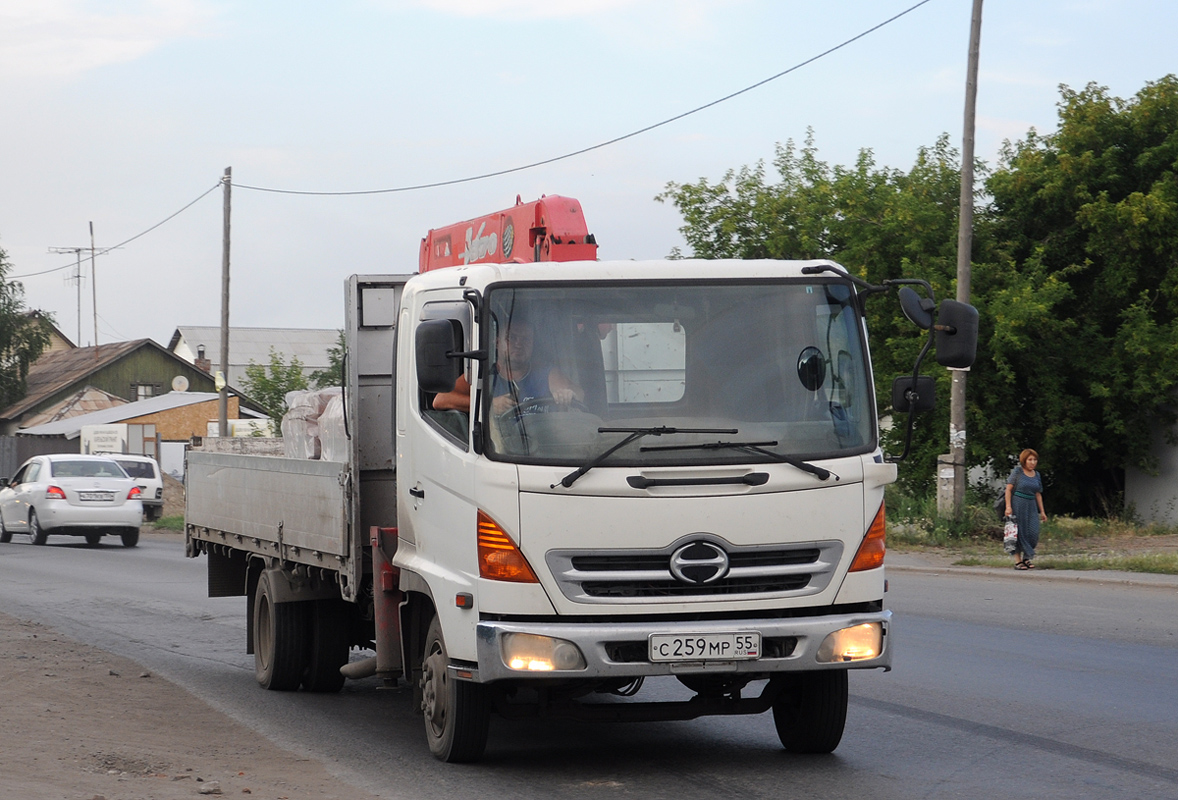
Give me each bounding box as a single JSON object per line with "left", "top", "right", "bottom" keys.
{"left": 547, "top": 538, "right": 843, "bottom": 604}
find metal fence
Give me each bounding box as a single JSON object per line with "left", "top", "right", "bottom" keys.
{"left": 0, "top": 436, "right": 81, "bottom": 480}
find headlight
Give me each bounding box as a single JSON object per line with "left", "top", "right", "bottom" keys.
{"left": 501, "top": 633, "right": 586, "bottom": 672}
{"left": 816, "top": 623, "right": 883, "bottom": 663}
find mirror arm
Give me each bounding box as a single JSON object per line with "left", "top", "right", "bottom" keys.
{"left": 446, "top": 348, "right": 487, "bottom": 361}
{"left": 887, "top": 330, "right": 936, "bottom": 463}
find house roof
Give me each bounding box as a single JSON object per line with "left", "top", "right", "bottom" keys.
{"left": 168, "top": 326, "right": 339, "bottom": 370}
{"left": 1, "top": 340, "right": 148, "bottom": 420}
{"left": 19, "top": 385, "right": 128, "bottom": 428}
{"left": 18, "top": 391, "right": 265, "bottom": 439}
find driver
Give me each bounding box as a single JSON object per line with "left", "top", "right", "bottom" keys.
{"left": 431, "top": 319, "right": 583, "bottom": 413}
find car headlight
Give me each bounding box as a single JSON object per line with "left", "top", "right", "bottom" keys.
{"left": 816, "top": 622, "right": 884, "bottom": 663}
{"left": 501, "top": 633, "right": 586, "bottom": 672}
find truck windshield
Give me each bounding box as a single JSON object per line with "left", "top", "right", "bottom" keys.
{"left": 481, "top": 280, "right": 875, "bottom": 467}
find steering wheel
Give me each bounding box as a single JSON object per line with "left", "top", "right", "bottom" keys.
{"left": 496, "top": 396, "right": 589, "bottom": 425}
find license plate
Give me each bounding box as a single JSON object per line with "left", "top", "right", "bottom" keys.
{"left": 78, "top": 491, "right": 112, "bottom": 502}
{"left": 649, "top": 632, "right": 761, "bottom": 662}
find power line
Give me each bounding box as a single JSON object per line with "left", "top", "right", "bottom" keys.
{"left": 11, "top": 182, "right": 221, "bottom": 280}
{"left": 234, "top": 0, "right": 934, "bottom": 197}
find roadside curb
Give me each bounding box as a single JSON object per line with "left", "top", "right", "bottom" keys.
{"left": 887, "top": 557, "right": 1178, "bottom": 591}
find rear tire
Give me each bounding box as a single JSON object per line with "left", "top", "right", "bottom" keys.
{"left": 253, "top": 570, "right": 308, "bottom": 690}
{"left": 120, "top": 528, "right": 139, "bottom": 547}
{"left": 772, "top": 670, "right": 848, "bottom": 754}
{"left": 420, "top": 615, "right": 490, "bottom": 762}
{"left": 85, "top": 532, "right": 102, "bottom": 546}
{"left": 301, "top": 599, "right": 350, "bottom": 693}
{"left": 29, "top": 511, "right": 48, "bottom": 546}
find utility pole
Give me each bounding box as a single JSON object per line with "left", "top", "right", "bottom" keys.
{"left": 219, "top": 167, "right": 232, "bottom": 437}
{"left": 945, "top": 0, "right": 984, "bottom": 517}
{"left": 48, "top": 246, "right": 84, "bottom": 344}
{"left": 90, "top": 221, "right": 98, "bottom": 349}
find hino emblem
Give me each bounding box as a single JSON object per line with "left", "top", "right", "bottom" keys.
{"left": 669, "top": 541, "right": 730, "bottom": 585}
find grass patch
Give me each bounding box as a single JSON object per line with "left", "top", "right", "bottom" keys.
{"left": 151, "top": 514, "right": 185, "bottom": 531}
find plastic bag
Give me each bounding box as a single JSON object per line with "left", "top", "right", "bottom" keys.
{"left": 1002, "top": 516, "right": 1018, "bottom": 554}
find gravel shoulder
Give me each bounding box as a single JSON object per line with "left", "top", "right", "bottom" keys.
{"left": 0, "top": 612, "right": 383, "bottom": 800}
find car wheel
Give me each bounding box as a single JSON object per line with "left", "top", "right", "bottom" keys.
{"left": 28, "top": 511, "right": 48, "bottom": 546}
{"left": 771, "top": 670, "right": 848, "bottom": 754}
{"left": 0, "top": 516, "right": 11, "bottom": 543}
{"left": 120, "top": 528, "right": 140, "bottom": 547}
{"left": 85, "top": 532, "right": 102, "bottom": 546}
{"left": 253, "top": 570, "right": 308, "bottom": 690}
{"left": 420, "top": 614, "right": 491, "bottom": 762}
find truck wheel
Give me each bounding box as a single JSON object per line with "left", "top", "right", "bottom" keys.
{"left": 253, "top": 571, "right": 309, "bottom": 690}
{"left": 29, "top": 511, "right": 48, "bottom": 545}
{"left": 420, "top": 615, "right": 490, "bottom": 762}
{"left": 120, "top": 528, "right": 140, "bottom": 547}
{"left": 85, "top": 532, "right": 102, "bottom": 546}
{"left": 302, "top": 599, "right": 350, "bottom": 693}
{"left": 771, "top": 670, "right": 848, "bottom": 754}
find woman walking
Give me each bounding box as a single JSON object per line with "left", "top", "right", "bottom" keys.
{"left": 1004, "top": 449, "right": 1047, "bottom": 569}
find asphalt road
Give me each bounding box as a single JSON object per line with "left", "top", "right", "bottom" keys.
{"left": 1, "top": 533, "right": 1175, "bottom": 800}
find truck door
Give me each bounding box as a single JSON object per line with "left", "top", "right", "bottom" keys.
{"left": 398, "top": 294, "right": 481, "bottom": 654}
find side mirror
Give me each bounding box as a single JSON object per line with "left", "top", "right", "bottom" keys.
{"left": 899, "top": 287, "right": 935, "bottom": 330}
{"left": 0, "top": 477, "right": 8, "bottom": 487}
{"left": 892, "top": 375, "right": 936, "bottom": 413}
{"left": 415, "top": 319, "right": 463, "bottom": 393}
{"left": 935, "top": 300, "right": 979, "bottom": 369}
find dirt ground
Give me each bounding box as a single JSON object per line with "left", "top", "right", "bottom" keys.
{"left": 0, "top": 612, "right": 383, "bottom": 800}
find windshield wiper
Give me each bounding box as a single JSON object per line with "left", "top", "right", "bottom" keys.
{"left": 554, "top": 427, "right": 738, "bottom": 488}
{"left": 640, "top": 440, "right": 837, "bottom": 482}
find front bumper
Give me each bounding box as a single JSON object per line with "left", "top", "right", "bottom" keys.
{"left": 468, "top": 608, "right": 891, "bottom": 683}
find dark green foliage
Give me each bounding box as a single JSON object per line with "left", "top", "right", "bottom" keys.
{"left": 983, "top": 76, "right": 1178, "bottom": 512}
{"left": 0, "top": 245, "right": 55, "bottom": 409}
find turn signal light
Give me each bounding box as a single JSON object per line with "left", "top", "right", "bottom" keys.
{"left": 477, "top": 510, "right": 538, "bottom": 583}
{"left": 46, "top": 485, "right": 66, "bottom": 500}
{"left": 849, "top": 501, "right": 886, "bottom": 572}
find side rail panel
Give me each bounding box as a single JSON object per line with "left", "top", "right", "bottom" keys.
{"left": 185, "top": 451, "right": 353, "bottom": 588}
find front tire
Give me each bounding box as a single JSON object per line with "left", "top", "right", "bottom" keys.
{"left": 253, "top": 570, "right": 309, "bottom": 690}
{"left": 28, "top": 511, "right": 48, "bottom": 546}
{"left": 420, "top": 615, "right": 490, "bottom": 762}
{"left": 0, "top": 516, "right": 11, "bottom": 543}
{"left": 120, "top": 528, "right": 139, "bottom": 547}
{"left": 772, "top": 670, "right": 848, "bottom": 754}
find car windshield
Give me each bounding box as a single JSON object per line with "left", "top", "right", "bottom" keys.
{"left": 50, "top": 459, "right": 127, "bottom": 478}
{"left": 481, "top": 280, "right": 875, "bottom": 467}
{"left": 116, "top": 460, "right": 156, "bottom": 479}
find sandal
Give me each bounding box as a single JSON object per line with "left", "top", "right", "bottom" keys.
{"left": 1024, "top": 561, "right": 1036, "bottom": 569}
{"left": 1015, "top": 562, "right": 1029, "bottom": 570}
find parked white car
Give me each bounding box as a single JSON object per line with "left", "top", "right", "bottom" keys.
{"left": 109, "top": 454, "right": 164, "bottom": 521}
{"left": 0, "top": 454, "right": 144, "bottom": 547}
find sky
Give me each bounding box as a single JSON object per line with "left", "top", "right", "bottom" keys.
{"left": 1, "top": 0, "right": 1175, "bottom": 351}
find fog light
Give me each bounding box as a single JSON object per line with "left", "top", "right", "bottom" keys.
{"left": 816, "top": 623, "right": 883, "bottom": 663}
{"left": 502, "top": 633, "right": 587, "bottom": 672}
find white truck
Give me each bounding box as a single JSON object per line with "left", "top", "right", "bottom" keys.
{"left": 185, "top": 256, "right": 976, "bottom": 762}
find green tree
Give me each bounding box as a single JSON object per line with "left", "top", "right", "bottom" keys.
{"left": 308, "top": 330, "right": 346, "bottom": 389}
{"left": 982, "top": 75, "right": 1178, "bottom": 512}
{"left": 659, "top": 131, "right": 978, "bottom": 496}
{"left": 241, "top": 348, "right": 309, "bottom": 435}
{"left": 0, "top": 245, "right": 55, "bottom": 409}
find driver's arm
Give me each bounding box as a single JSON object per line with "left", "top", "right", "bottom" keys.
{"left": 432, "top": 374, "right": 472, "bottom": 411}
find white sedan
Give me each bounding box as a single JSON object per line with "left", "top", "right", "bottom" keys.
{"left": 0, "top": 454, "right": 144, "bottom": 547}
